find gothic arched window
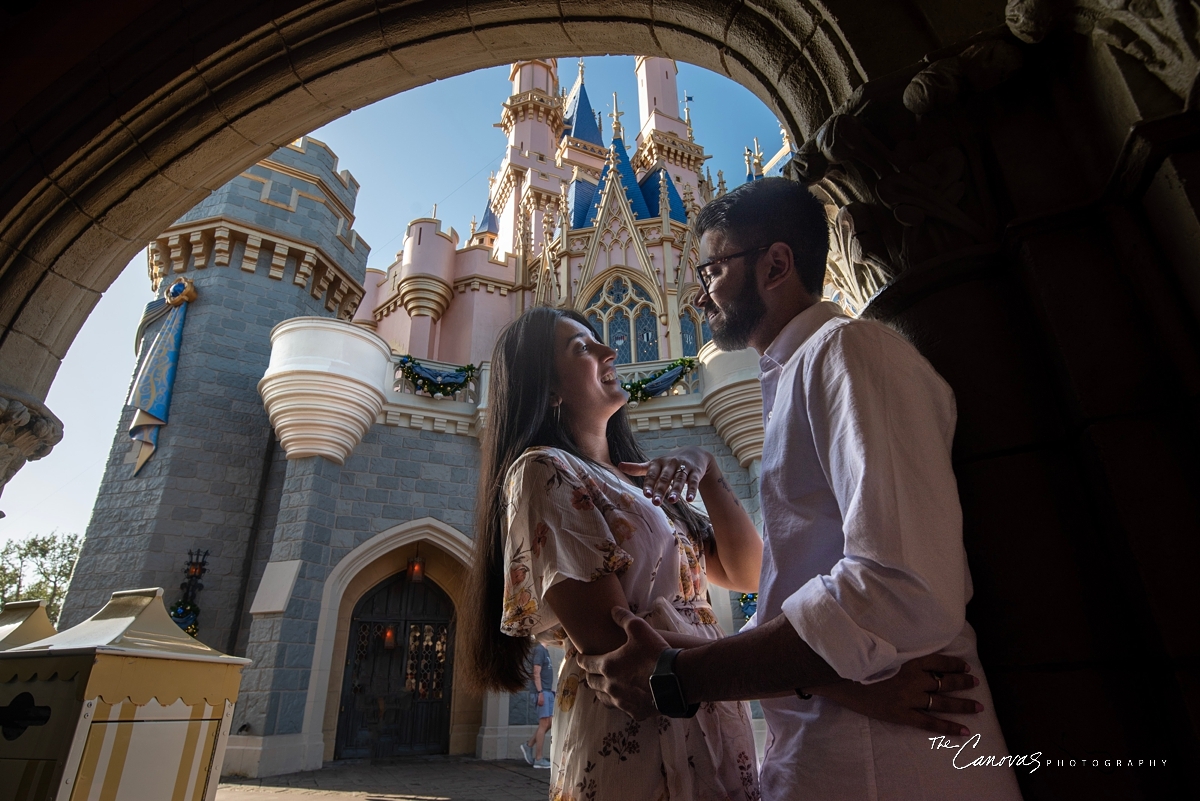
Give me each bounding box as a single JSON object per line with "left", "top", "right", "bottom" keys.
{"left": 679, "top": 302, "right": 712, "bottom": 358}
{"left": 584, "top": 275, "right": 660, "bottom": 364}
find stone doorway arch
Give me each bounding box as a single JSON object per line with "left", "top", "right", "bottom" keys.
{"left": 302, "top": 517, "right": 477, "bottom": 770}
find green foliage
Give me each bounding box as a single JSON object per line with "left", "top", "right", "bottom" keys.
{"left": 0, "top": 531, "right": 81, "bottom": 624}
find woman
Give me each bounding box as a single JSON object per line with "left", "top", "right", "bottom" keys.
{"left": 462, "top": 308, "right": 976, "bottom": 800}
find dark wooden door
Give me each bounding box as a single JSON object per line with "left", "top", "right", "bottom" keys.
{"left": 334, "top": 570, "right": 454, "bottom": 759}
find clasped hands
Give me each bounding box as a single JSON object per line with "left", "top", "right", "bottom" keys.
{"left": 577, "top": 607, "right": 983, "bottom": 737}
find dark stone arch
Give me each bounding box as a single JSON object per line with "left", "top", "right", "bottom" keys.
{"left": 0, "top": 0, "right": 993, "bottom": 402}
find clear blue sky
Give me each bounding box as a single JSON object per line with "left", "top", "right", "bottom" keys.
{"left": 0, "top": 57, "right": 784, "bottom": 544}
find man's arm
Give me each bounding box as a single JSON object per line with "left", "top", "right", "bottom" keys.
{"left": 578, "top": 607, "right": 839, "bottom": 718}
{"left": 580, "top": 608, "right": 980, "bottom": 736}
{"left": 677, "top": 612, "right": 839, "bottom": 702}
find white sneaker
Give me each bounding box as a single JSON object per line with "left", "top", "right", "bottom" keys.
{"left": 534, "top": 758, "right": 551, "bottom": 769}
{"left": 519, "top": 743, "right": 534, "bottom": 765}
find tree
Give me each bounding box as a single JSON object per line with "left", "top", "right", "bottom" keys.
{"left": 0, "top": 531, "right": 81, "bottom": 624}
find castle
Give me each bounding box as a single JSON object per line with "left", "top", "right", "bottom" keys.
{"left": 62, "top": 57, "right": 790, "bottom": 777}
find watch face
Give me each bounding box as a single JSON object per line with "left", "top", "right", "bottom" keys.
{"left": 649, "top": 673, "right": 685, "bottom": 716}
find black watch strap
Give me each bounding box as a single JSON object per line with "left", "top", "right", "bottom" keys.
{"left": 649, "top": 647, "right": 700, "bottom": 718}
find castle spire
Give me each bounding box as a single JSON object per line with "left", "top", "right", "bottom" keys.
{"left": 610, "top": 92, "right": 625, "bottom": 140}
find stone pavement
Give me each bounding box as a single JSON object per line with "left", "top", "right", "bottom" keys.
{"left": 217, "top": 757, "right": 549, "bottom": 801}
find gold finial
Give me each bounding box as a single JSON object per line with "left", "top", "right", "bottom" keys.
{"left": 610, "top": 92, "right": 624, "bottom": 139}
{"left": 780, "top": 122, "right": 793, "bottom": 151}
{"left": 431, "top": 203, "right": 438, "bottom": 218}
{"left": 578, "top": 58, "right": 585, "bottom": 82}
{"left": 470, "top": 215, "right": 477, "bottom": 236}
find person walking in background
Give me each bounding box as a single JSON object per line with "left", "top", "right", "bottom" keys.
{"left": 519, "top": 640, "right": 555, "bottom": 769}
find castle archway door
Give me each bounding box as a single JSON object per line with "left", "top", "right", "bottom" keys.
{"left": 334, "top": 569, "right": 454, "bottom": 759}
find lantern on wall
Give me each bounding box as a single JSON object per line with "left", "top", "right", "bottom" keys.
{"left": 383, "top": 625, "right": 397, "bottom": 650}
{"left": 407, "top": 543, "right": 426, "bottom": 583}
{"left": 407, "top": 554, "right": 425, "bottom": 583}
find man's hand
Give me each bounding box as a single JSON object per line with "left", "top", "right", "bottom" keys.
{"left": 536, "top": 691, "right": 545, "bottom": 707}
{"left": 811, "top": 654, "right": 982, "bottom": 736}
{"left": 577, "top": 607, "right": 669, "bottom": 720}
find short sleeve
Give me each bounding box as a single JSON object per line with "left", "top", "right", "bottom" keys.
{"left": 499, "top": 449, "right": 633, "bottom": 638}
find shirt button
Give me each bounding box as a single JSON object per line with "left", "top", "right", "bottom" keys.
{"left": 767, "top": 411, "right": 773, "bottom": 421}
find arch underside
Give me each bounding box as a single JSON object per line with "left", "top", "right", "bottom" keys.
{"left": 0, "top": 0, "right": 987, "bottom": 401}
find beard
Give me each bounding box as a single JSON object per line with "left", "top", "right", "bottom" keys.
{"left": 707, "top": 270, "right": 766, "bottom": 351}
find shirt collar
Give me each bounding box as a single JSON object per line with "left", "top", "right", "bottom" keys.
{"left": 760, "top": 301, "right": 843, "bottom": 372}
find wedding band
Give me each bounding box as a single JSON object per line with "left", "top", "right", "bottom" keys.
{"left": 935, "top": 676, "right": 942, "bottom": 693}
{"left": 674, "top": 466, "right": 688, "bottom": 475}
{"left": 926, "top": 693, "right": 933, "bottom": 711}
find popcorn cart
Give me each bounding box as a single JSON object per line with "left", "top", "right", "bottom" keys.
{"left": 0, "top": 588, "right": 250, "bottom": 801}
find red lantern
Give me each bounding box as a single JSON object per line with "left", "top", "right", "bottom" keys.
{"left": 408, "top": 554, "right": 425, "bottom": 583}
{"left": 383, "top": 625, "right": 397, "bottom": 650}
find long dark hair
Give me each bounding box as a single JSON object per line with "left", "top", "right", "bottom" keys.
{"left": 461, "top": 306, "right": 711, "bottom": 693}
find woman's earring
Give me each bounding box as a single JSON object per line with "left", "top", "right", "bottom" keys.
{"left": 553, "top": 403, "right": 561, "bottom": 427}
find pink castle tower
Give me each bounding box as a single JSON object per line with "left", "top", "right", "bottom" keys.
{"left": 366, "top": 57, "right": 726, "bottom": 371}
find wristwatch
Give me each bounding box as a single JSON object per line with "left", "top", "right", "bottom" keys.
{"left": 649, "top": 648, "right": 699, "bottom": 718}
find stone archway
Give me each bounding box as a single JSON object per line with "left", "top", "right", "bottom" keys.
{"left": 6, "top": 3, "right": 1200, "bottom": 798}
{"left": 0, "top": 0, "right": 990, "bottom": 413}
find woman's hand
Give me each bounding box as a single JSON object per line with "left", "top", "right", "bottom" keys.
{"left": 807, "top": 654, "right": 983, "bottom": 737}
{"left": 622, "top": 447, "right": 762, "bottom": 592}
{"left": 619, "top": 446, "right": 713, "bottom": 505}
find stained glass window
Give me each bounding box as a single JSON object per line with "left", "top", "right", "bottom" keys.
{"left": 636, "top": 306, "right": 659, "bottom": 362}
{"left": 681, "top": 312, "right": 699, "bottom": 357}
{"left": 610, "top": 308, "right": 632, "bottom": 364}
{"left": 582, "top": 274, "right": 661, "bottom": 364}
{"left": 586, "top": 312, "right": 603, "bottom": 339}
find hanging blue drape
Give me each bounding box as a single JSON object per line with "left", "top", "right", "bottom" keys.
{"left": 127, "top": 280, "right": 193, "bottom": 474}
{"left": 639, "top": 363, "right": 688, "bottom": 398}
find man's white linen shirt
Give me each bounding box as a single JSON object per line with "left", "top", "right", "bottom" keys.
{"left": 754, "top": 301, "right": 1021, "bottom": 801}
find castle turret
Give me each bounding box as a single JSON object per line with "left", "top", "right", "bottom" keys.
{"left": 61, "top": 136, "right": 370, "bottom": 655}
{"left": 397, "top": 217, "right": 458, "bottom": 358}
{"left": 631, "top": 57, "right": 709, "bottom": 195}
{"left": 492, "top": 59, "right": 566, "bottom": 266}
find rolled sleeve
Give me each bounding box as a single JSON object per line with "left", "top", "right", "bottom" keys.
{"left": 786, "top": 323, "right": 968, "bottom": 683}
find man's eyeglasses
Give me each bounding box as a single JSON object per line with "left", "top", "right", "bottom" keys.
{"left": 695, "top": 245, "right": 770, "bottom": 295}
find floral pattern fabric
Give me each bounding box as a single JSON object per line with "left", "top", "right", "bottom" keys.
{"left": 501, "top": 447, "right": 760, "bottom": 801}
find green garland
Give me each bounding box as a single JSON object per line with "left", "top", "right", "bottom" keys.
{"left": 395, "top": 354, "right": 478, "bottom": 398}
{"left": 621, "top": 357, "right": 697, "bottom": 404}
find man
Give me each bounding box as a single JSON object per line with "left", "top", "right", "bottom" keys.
{"left": 519, "top": 640, "right": 555, "bottom": 769}
{"left": 579, "top": 178, "right": 1022, "bottom": 800}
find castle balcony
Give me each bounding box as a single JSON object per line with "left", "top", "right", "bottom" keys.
{"left": 263, "top": 318, "right": 764, "bottom": 472}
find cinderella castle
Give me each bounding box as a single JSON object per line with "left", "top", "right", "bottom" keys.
{"left": 60, "top": 57, "right": 800, "bottom": 777}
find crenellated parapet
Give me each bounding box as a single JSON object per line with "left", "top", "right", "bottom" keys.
{"left": 148, "top": 219, "right": 365, "bottom": 320}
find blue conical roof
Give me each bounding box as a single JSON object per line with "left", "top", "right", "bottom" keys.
{"left": 563, "top": 74, "right": 604, "bottom": 147}
{"left": 567, "top": 178, "right": 598, "bottom": 230}
{"left": 584, "top": 136, "right": 652, "bottom": 226}
{"left": 476, "top": 196, "right": 499, "bottom": 235}
{"left": 639, "top": 167, "right": 688, "bottom": 224}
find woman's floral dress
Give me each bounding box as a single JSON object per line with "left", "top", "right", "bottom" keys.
{"left": 501, "top": 447, "right": 760, "bottom": 801}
